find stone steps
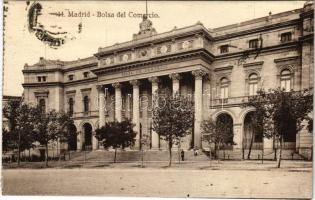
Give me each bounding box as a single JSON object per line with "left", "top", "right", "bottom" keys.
{"left": 70, "top": 150, "right": 209, "bottom": 162}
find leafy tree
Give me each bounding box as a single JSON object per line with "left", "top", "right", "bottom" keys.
{"left": 33, "top": 108, "right": 73, "bottom": 167}
{"left": 2, "top": 128, "right": 14, "bottom": 153}
{"left": 246, "top": 88, "right": 313, "bottom": 168}
{"left": 3, "top": 100, "right": 36, "bottom": 165}
{"left": 152, "top": 88, "right": 194, "bottom": 167}
{"left": 201, "top": 117, "right": 235, "bottom": 164}
{"left": 95, "top": 119, "right": 137, "bottom": 163}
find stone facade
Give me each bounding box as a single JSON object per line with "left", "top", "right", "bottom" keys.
{"left": 22, "top": 3, "right": 314, "bottom": 158}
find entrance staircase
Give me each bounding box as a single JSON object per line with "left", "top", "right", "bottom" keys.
{"left": 68, "top": 149, "right": 209, "bottom": 162}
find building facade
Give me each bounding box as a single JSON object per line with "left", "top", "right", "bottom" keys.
{"left": 22, "top": 3, "right": 314, "bottom": 158}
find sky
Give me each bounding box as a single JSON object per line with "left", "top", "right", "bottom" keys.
{"left": 3, "top": 1, "right": 306, "bottom": 96}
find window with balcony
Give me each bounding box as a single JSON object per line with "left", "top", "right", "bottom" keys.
{"left": 69, "top": 98, "right": 74, "bottom": 116}
{"left": 83, "top": 96, "right": 89, "bottom": 112}
{"left": 220, "top": 45, "right": 229, "bottom": 54}
{"left": 220, "top": 77, "right": 229, "bottom": 99}
{"left": 249, "top": 39, "right": 259, "bottom": 49}
{"left": 280, "top": 32, "right": 292, "bottom": 43}
{"left": 280, "top": 69, "right": 292, "bottom": 92}
{"left": 248, "top": 73, "right": 258, "bottom": 96}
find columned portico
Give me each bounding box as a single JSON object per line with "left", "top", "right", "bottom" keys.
{"left": 130, "top": 80, "right": 140, "bottom": 149}
{"left": 112, "top": 82, "right": 122, "bottom": 122}
{"left": 192, "top": 70, "right": 206, "bottom": 149}
{"left": 148, "top": 76, "right": 160, "bottom": 149}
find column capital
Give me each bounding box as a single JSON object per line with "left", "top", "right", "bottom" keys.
{"left": 130, "top": 80, "right": 140, "bottom": 87}
{"left": 148, "top": 76, "right": 160, "bottom": 84}
{"left": 192, "top": 70, "right": 207, "bottom": 80}
{"left": 96, "top": 85, "right": 105, "bottom": 92}
{"left": 112, "top": 82, "right": 121, "bottom": 89}
{"left": 169, "top": 73, "right": 181, "bottom": 81}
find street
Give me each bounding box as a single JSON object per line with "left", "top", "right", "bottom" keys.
{"left": 2, "top": 162, "right": 312, "bottom": 198}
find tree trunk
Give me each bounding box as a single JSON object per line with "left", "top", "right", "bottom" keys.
{"left": 247, "top": 133, "right": 254, "bottom": 160}
{"left": 45, "top": 144, "right": 49, "bottom": 167}
{"left": 141, "top": 149, "right": 144, "bottom": 168}
{"left": 17, "top": 132, "right": 21, "bottom": 166}
{"left": 168, "top": 140, "right": 172, "bottom": 167}
{"left": 114, "top": 148, "right": 117, "bottom": 163}
{"left": 29, "top": 149, "right": 31, "bottom": 162}
{"left": 178, "top": 139, "right": 181, "bottom": 164}
{"left": 209, "top": 143, "right": 212, "bottom": 167}
{"left": 277, "top": 137, "right": 283, "bottom": 168}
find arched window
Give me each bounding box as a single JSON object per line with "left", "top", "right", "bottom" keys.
{"left": 248, "top": 73, "right": 258, "bottom": 96}
{"left": 83, "top": 96, "right": 89, "bottom": 112}
{"left": 39, "top": 99, "right": 46, "bottom": 114}
{"left": 280, "top": 69, "right": 291, "bottom": 92}
{"left": 69, "top": 98, "right": 74, "bottom": 116}
{"left": 220, "top": 77, "right": 229, "bottom": 99}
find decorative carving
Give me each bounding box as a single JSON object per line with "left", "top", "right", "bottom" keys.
{"left": 129, "top": 80, "right": 140, "bottom": 86}
{"left": 192, "top": 70, "right": 206, "bottom": 80}
{"left": 112, "top": 82, "right": 121, "bottom": 88}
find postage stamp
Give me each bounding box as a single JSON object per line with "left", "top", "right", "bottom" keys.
{"left": 2, "top": 1, "right": 313, "bottom": 198}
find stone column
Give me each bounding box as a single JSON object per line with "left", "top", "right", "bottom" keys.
{"left": 233, "top": 124, "right": 242, "bottom": 149}
{"left": 192, "top": 70, "right": 206, "bottom": 149}
{"left": 169, "top": 73, "right": 181, "bottom": 95}
{"left": 169, "top": 73, "right": 181, "bottom": 149}
{"left": 130, "top": 80, "right": 140, "bottom": 149}
{"left": 97, "top": 85, "right": 106, "bottom": 127}
{"left": 112, "top": 82, "right": 122, "bottom": 122}
{"left": 92, "top": 131, "right": 98, "bottom": 150}
{"left": 148, "top": 76, "right": 160, "bottom": 149}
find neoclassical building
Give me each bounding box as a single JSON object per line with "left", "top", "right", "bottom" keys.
{"left": 22, "top": 3, "right": 314, "bottom": 159}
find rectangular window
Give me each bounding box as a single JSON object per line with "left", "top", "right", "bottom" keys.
{"left": 249, "top": 39, "right": 259, "bottom": 49}
{"left": 220, "top": 45, "right": 229, "bottom": 54}
{"left": 37, "top": 76, "right": 42, "bottom": 82}
{"left": 280, "top": 32, "right": 292, "bottom": 43}
{"left": 83, "top": 72, "right": 89, "bottom": 78}
{"left": 42, "top": 76, "right": 46, "bottom": 82}
{"left": 220, "top": 87, "right": 228, "bottom": 99}
{"left": 281, "top": 79, "right": 291, "bottom": 92}
{"left": 68, "top": 75, "right": 74, "bottom": 81}
{"left": 249, "top": 83, "right": 258, "bottom": 96}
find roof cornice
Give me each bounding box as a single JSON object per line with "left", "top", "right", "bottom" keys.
{"left": 92, "top": 49, "right": 214, "bottom": 75}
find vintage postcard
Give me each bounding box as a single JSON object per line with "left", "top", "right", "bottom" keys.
{"left": 1, "top": 0, "right": 313, "bottom": 199}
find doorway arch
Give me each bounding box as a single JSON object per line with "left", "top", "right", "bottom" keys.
{"left": 83, "top": 123, "right": 93, "bottom": 150}
{"left": 243, "top": 111, "right": 263, "bottom": 151}
{"left": 216, "top": 113, "right": 234, "bottom": 149}
{"left": 68, "top": 124, "right": 77, "bottom": 151}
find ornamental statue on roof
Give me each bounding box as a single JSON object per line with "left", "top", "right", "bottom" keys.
{"left": 133, "top": 14, "right": 157, "bottom": 40}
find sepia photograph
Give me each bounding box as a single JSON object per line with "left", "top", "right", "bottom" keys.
{"left": 1, "top": 0, "right": 314, "bottom": 199}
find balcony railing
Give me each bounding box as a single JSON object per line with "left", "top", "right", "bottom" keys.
{"left": 71, "top": 111, "right": 98, "bottom": 118}
{"left": 209, "top": 96, "right": 249, "bottom": 108}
